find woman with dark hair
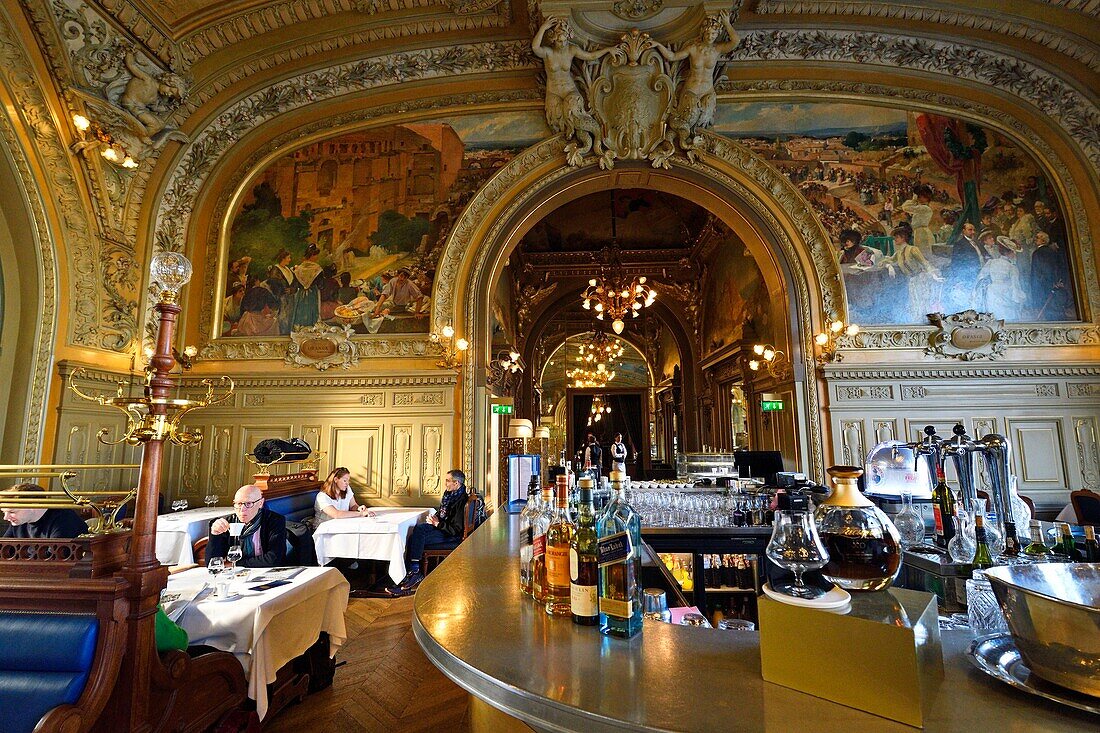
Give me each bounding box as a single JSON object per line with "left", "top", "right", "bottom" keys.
{"left": 882, "top": 221, "right": 944, "bottom": 321}
{"left": 291, "top": 244, "right": 324, "bottom": 329}
{"left": 315, "top": 467, "right": 370, "bottom": 524}
{"left": 236, "top": 286, "right": 280, "bottom": 336}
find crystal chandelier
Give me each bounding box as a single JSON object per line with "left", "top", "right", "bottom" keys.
{"left": 587, "top": 394, "right": 611, "bottom": 426}
{"left": 580, "top": 195, "right": 656, "bottom": 334}
{"left": 567, "top": 361, "right": 616, "bottom": 389}
{"left": 567, "top": 331, "right": 623, "bottom": 388}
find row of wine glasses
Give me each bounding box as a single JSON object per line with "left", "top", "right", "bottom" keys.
{"left": 171, "top": 499, "right": 189, "bottom": 512}
{"left": 204, "top": 493, "right": 219, "bottom": 507}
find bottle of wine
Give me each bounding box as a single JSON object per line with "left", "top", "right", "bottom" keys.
{"left": 930, "top": 462, "right": 956, "bottom": 549}
{"left": 531, "top": 481, "right": 556, "bottom": 603}
{"left": 1084, "top": 525, "right": 1098, "bottom": 562}
{"left": 1022, "top": 519, "right": 1052, "bottom": 560}
{"left": 545, "top": 477, "right": 576, "bottom": 616}
{"left": 519, "top": 474, "right": 541, "bottom": 596}
{"left": 570, "top": 479, "right": 598, "bottom": 626}
{"left": 596, "top": 470, "right": 643, "bottom": 638}
{"left": 1002, "top": 520, "right": 1020, "bottom": 557}
{"left": 1058, "top": 523, "right": 1076, "bottom": 561}
{"left": 972, "top": 514, "right": 995, "bottom": 570}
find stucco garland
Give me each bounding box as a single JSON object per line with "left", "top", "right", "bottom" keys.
{"left": 0, "top": 9, "right": 61, "bottom": 462}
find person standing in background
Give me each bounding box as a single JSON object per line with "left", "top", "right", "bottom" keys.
{"left": 610, "top": 433, "right": 628, "bottom": 474}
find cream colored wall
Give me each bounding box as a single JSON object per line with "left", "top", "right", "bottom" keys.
{"left": 54, "top": 361, "right": 457, "bottom": 506}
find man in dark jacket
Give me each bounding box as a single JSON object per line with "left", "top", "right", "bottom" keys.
{"left": 207, "top": 484, "right": 287, "bottom": 567}
{"left": 386, "top": 469, "right": 469, "bottom": 596}
{"left": 1, "top": 483, "right": 88, "bottom": 538}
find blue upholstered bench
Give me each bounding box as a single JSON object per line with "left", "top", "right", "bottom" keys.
{"left": 0, "top": 611, "right": 99, "bottom": 733}
{"left": 265, "top": 489, "right": 320, "bottom": 523}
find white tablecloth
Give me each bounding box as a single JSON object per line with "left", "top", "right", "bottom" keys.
{"left": 156, "top": 507, "right": 232, "bottom": 565}
{"left": 166, "top": 566, "right": 350, "bottom": 719}
{"left": 312, "top": 507, "right": 429, "bottom": 582}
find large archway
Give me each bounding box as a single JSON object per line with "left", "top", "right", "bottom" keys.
{"left": 435, "top": 132, "right": 844, "bottom": 490}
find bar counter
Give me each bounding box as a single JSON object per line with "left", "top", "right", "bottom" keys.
{"left": 413, "top": 510, "right": 1096, "bottom": 732}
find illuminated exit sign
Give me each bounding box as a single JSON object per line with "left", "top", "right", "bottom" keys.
{"left": 761, "top": 400, "right": 784, "bottom": 412}
{"left": 492, "top": 404, "right": 514, "bottom": 415}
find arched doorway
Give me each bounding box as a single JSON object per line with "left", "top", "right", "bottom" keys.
{"left": 434, "top": 132, "right": 844, "bottom": 497}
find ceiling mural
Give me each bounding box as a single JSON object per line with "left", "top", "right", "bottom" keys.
{"left": 713, "top": 103, "right": 1078, "bottom": 325}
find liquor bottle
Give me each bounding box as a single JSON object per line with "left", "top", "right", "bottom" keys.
{"left": 1084, "top": 525, "right": 1098, "bottom": 562}
{"left": 972, "top": 514, "right": 995, "bottom": 570}
{"left": 519, "top": 474, "right": 541, "bottom": 596}
{"left": 930, "top": 462, "right": 956, "bottom": 549}
{"left": 531, "top": 481, "right": 555, "bottom": 603}
{"left": 1002, "top": 520, "right": 1020, "bottom": 557}
{"left": 1022, "top": 520, "right": 1052, "bottom": 560}
{"left": 1058, "top": 523, "right": 1077, "bottom": 561}
{"left": 570, "top": 479, "right": 598, "bottom": 626}
{"left": 596, "top": 470, "right": 643, "bottom": 638}
{"left": 545, "top": 477, "right": 576, "bottom": 616}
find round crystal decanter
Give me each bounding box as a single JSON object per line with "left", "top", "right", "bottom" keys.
{"left": 948, "top": 511, "right": 975, "bottom": 563}
{"left": 815, "top": 466, "right": 902, "bottom": 592}
{"left": 894, "top": 488, "right": 926, "bottom": 548}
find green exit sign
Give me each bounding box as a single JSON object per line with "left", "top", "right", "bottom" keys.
{"left": 761, "top": 400, "right": 784, "bottom": 412}
{"left": 492, "top": 404, "right": 514, "bottom": 415}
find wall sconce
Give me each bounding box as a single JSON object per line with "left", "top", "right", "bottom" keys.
{"left": 748, "top": 343, "right": 790, "bottom": 379}
{"left": 430, "top": 324, "right": 468, "bottom": 370}
{"left": 815, "top": 319, "right": 859, "bottom": 366}
{"left": 71, "top": 113, "right": 139, "bottom": 169}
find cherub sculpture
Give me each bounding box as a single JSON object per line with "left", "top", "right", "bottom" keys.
{"left": 532, "top": 17, "right": 613, "bottom": 166}
{"left": 654, "top": 13, "right": 739, "bottom": 156}
{"left": 119, "top": 52, "right": 187, "bottom": 141}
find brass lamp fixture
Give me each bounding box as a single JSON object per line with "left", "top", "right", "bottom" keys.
{"left": 748, "top": 343, "right": 789, "bottom": 379}
{"left": 0, "top": 465, "right": 140, "bottom": 535}
{"left": 71, "top": 113, "right": 140, "bottom": 169}
{"left": 69, "top": 251, "right": 234, "bottom": 446}
{"left": 581, "top": 194, "right": 656, "bottom": 334}
{"left": 815, "top": 319, "right": 860, "bottom": 366}
{"left": 587, "top": 395, "right": 611, "bottom": 426}
{"left": 430, "top": 324, "right": 469, "bottom": 369}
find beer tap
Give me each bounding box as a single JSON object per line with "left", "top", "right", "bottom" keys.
{"left": 909, "top": 425, "right": 941, "bottom": 493}
{"left": 975, "top": 433, "right": 1019, "bottom": 542}
{"left": 941, "top": 424, "right": 980, "bottom": 515}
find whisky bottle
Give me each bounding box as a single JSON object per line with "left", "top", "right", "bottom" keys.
{"left": 1002, "top": 520, "right": 1020, "bottom": 557}
{"left": 1022, "top": 520, "right": 1052, "bottom": 560}
{"left": 1057, "top": 523, "right": 1077, "bottom": 561}
{"left": 531, "top": 482, "right": 555, "bottom": 603}
{"left": 930, "top": 462, "right": 956, "bottom": 549}
{"left": 545, "top": 478, "right": 575, "bottom": 616}
{"left": 972, "top": 515, "right": 995, "bottom": 570}
{"left": 596, "top": 471, "right": 643, "bottom": 638}
{"left": 519, "top": 474, "right": 541, "bottom": 596}
{"left": 570, "top": 479, "right": 598, "bottom": 626}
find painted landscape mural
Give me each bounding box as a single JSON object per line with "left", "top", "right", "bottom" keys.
{"left": 712, "top": 103, "right": 1077, "bottom": 325}
{"left": 222, "top": 115, "right": 543, "bottom": 336}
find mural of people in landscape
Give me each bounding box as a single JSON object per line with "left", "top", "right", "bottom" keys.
{"left": 712, "top": 103, "right": 1078, "bottom": 324}
{"left": 222, "top": 117, "right": 541, "bottom": 336}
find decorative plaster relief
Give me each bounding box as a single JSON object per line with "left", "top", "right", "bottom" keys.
{"left": 1035, "top": 384, "right": 1059, "bottom": 398}
{"left": 840, "top": 419, "right": 864, "bottom": 466}
{"left": 360, "top": 393, "right": 385, "bottom": 406}
{"left": 926, "top": 311, "right": 1007, "bottom": 361}
{"left": 285, "top": 323, "right": 360, "bottom": 371}
{"left": 394, "top": 392, "right": 446, "bottom": 407}
{"left": 1068, "top": 383, "right": 1100, "bottom": 397}
{"left": 391, "top": 426, "right": 413, "bottom": 495}
{"left": 901, "top": 385, "right": 927, "bottom": 400}
{"left": 422, "top": 425, "right": 443, "bottom": 495}
{"left": 872, "top": 419, "right": 896, "bottom": 444}
{"left": 1074, "top": 416, "right": 1099, "bottom": 490}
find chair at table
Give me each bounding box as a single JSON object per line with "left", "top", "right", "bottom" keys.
{"left": 193, "top": 536, "right": 209, "bottom": 565}
{"left": 422, "top": 487, "right": 486, "bottom": 576}
{"left": 1070, "top": 489, "right": 1100, "bottom": 526}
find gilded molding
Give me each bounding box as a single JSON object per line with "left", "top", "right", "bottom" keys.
{"left": 823, "top": 365, "right": 1100, "bottom": 380}
{"left": 0, "top": 9, "right": 63, "bottom": 462}
{"left": 727, "top": 29, "right": 1100, "bottom": 168}
{"left": 179, "top": 373, "right": 456, "bottom": 389}
{"left": 751, "top": 1, "right": 1099, "bottom": 73}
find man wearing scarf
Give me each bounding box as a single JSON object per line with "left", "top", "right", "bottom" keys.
{"left": 208, "top": 484, "right": 287, "bottom": 567}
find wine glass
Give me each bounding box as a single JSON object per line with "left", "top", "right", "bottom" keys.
{"left": 204, "top": 493, "right": 218, "bottom": 508}
{"left": 208, "top": 556, "right": 224, "bottom": 577}
{"left": 171, "top": 499, "right": 183, "bottom": 512}
{"left": 226, "top": 543, "right": 243, "bottom": 570}
{"left": 766, "top": 510, "right": 829, "bottom": 599}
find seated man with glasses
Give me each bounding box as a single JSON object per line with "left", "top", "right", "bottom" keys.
{"left": 207, "top": 484, "right": 287, "bottom": 567}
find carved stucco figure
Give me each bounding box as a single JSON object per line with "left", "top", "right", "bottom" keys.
{"left": 532, "top": 17, "right": 613, "bottom": 166}
{"left": 654, "top": 13, "right": 739, "bottom": 158}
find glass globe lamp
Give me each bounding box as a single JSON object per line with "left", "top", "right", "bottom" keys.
{"left": 150, "top": 251, "right": 193, "bottom": 304}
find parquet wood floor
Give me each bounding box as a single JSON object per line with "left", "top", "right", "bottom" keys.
{"left": 265, "top": 596, "right": 471, "bottom": 733}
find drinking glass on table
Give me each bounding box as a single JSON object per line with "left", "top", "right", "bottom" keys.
{"left": 204, "top": 493, "right": 219, "bottom": 508}
{"left": 766, "top": 510, "right": 829, "bottom": 600}
{"left": 226, "top": 543, "right": 243, "bottom": 570}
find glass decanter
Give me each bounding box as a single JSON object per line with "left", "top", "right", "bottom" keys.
{"left": 970, "top": 498, "right": 1004, "bottom": 555}
{"left": 894, "top": 488, "right": 926, "bottom": 548}
{"left": 815, "top": 466, "right": 902, "bottom": 592}
{"left": 947, "top": 510, "right": 975, "bottom": 563}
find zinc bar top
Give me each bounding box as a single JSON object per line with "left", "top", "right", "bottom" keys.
{"left": 413, "top": 510, "right": 1095, "bottom": 733}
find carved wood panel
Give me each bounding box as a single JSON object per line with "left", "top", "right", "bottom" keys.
{"left": 421, "top": 425, "right": 444, "bottom": 497}
{"left": 390, "top": 426, "right": 414, "bottom": 497}
{"left": 1073, "top": 416, "right": 1099, "bottom": 491}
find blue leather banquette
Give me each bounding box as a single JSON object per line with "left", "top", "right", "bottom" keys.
{"left": 0, "top": 611, "right": 99, "bottom": 733}
{"left": 264, "top": 489, "right": 320, "bottom": 524}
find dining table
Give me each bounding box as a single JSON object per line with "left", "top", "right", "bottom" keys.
{"left": 156, "top": 506, "right": 232, "bottom": 565}
{"left": 311, "top": 507, "right": 431, "bottom": 583}
{"left": 164, "top": 566, "right": 350, "bottom": 720}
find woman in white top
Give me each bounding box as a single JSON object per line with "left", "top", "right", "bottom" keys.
{"left": 315, "top": 467, "right": 371, "bottom": 523}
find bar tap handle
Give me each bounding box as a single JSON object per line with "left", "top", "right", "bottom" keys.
{"left": 943, "top": 424, "right": 979, "bottom": 515}
{"left": 909, "top": 425, "right": 941, "bottom": 493}
{"left": 978, "top": 433, "right": 1014, "bottom": 540}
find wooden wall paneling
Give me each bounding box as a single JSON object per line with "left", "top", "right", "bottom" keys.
{"left": 332, "top": 426, "right": 385, "bottom": 500}
{"left": 1006, "top": 418, "right": 1068, "bottom": 496}
{"left": 839, "top": 419, "right": 865, "bottom": 467}
{"left": 301, "top": 424, "right": 323, "bottom": 473}
{"left": 1073, "top": 416, "right": 1100, "bottom": 491}
{"left": 421, "top": 424, "right": 444, "bottom": 497}
{"left": 209, "top": 426, "right": 235, "bottom": 498}
{"left": 390, "top": 425, "right": 414, "bottom": 497}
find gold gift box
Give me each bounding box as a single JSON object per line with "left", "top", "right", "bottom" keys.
{"left": 759, "top": 587, "right": 944, "bottom": 728}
